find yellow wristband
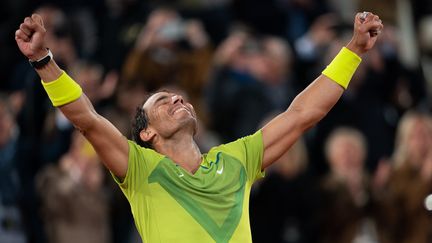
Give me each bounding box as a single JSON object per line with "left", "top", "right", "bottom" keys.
{"left": 322, "top": 47, "right": 362, "bottom": 89}
{"left": 41, "top": 71, "right": 83, "bottom": 107}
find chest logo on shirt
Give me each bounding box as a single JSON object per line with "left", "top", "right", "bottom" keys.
{"left": 148, "top": 152, "right": 247, "bottom": 243}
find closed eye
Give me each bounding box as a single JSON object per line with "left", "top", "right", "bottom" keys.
{"left": 154, "top": 95, "right": 170, "bottom": 106}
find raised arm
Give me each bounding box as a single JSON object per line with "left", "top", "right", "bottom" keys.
{"left": 261, "top": 12, "right": 383, "bottom": 169}
{"left": 15, "top": 14, "right": 129, "bottom": 178}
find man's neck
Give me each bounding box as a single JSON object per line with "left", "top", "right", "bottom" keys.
{"left": 154, "top": 134, "right": 202, "bottom": 174}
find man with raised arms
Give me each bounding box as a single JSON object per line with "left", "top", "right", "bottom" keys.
{"left": 15, "top": 11, "right": 383, "bottom": 243}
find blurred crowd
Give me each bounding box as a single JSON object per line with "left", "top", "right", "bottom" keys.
{"left": 1, "top": 0, "right": 432, "bottom": 242}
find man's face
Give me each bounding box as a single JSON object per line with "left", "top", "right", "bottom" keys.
{"left": 328, "top": 135, "right": 365, "bottom": 176}
{"left": 143, "top": 91, "right": 197, "bottom": 138}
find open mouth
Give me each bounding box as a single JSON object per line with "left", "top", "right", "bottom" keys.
{"left": 171, "top": 106, "right": 188, "bottom": 115}
{"left": 174, "top": 107, "right": 187, "bottom": 114}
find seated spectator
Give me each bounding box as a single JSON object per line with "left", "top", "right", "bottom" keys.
{"left": 36, "top": 131, "right": 111, "bottom": 243}
{"left": 317, "top": 127, "right": 384, "bottom": 243}
{"left": 375, "top": 111, "right": 432, "bottom": 243}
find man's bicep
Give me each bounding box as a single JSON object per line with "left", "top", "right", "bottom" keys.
{"left": 261, "top": 111, "right": 303, "bottom": 169}
{"left": 59, "top": 95, "right": 130, "bottom": 178}
{"left": 83, "top": 115, "right": 129, "bottom": 178}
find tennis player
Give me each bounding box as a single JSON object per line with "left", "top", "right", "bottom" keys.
{"left": 15, "top": 11, "right": 383, "bottom": 243}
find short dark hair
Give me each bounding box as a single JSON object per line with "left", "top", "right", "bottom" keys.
{"left": 131, "top": 89, "right": 174, "bottom": 148}
{"left": 132, "top": 93, "right": 155, "bottom": 148}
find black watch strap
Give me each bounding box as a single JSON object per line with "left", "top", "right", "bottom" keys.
{"left": 29, "top": 49, "right": 53, "bottom": 69}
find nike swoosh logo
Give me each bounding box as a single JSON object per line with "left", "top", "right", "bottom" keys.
{"left": 216, "top": 165, "right": 223, "bottom": 174}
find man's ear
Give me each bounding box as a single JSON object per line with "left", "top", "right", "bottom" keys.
{"left": 140, "top": 128, "right": 156, "bottom": 143}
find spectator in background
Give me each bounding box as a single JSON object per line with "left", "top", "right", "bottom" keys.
{"left": 317, "top": 127, "right": 384, "bottom": 243}
{"left": 207, "top": 30, "right": 294, "bottom": 142}
{"left": 0, "top": 94, "right": 27, "bottom": 243}
{"left": 375, "top": 111, "right": 432, "bottom": 243}
{"left": 122, "top": 7, "right": 213, "bottom": 120}
{"left": 36, "top": 131, "right": 111, "bottom": 243}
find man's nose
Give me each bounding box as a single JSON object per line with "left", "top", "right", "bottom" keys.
{"left": 172, "top": 95, "right": 184, "bottom": 104}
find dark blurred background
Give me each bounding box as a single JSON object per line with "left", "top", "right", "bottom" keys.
{"left": 2, "top": 0, "right": 432, "bottom": 242}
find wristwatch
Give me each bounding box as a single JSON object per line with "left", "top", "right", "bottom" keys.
{"left": 29, "top": 49, "right": 53, "bottom": 69}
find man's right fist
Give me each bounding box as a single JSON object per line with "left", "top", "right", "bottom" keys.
{"left": 15, "top": 14, "right": 48, "bottom": 61}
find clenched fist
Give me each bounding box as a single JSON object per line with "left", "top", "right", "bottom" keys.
{"left": 346, "top": 12, "right": 384, "bottom": 55}
{"left": 15, "top": 14, "right": 48, "bottom": 61}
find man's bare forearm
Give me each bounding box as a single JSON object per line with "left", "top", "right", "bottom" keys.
{"left": 34, "top": 59, "right": 63, "bottom": 82}
{"left": 33, "top": 59, "right": 97, "bottom": 131}
{"left": 286, "top": 74, "right": 344, "bottom": 131}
